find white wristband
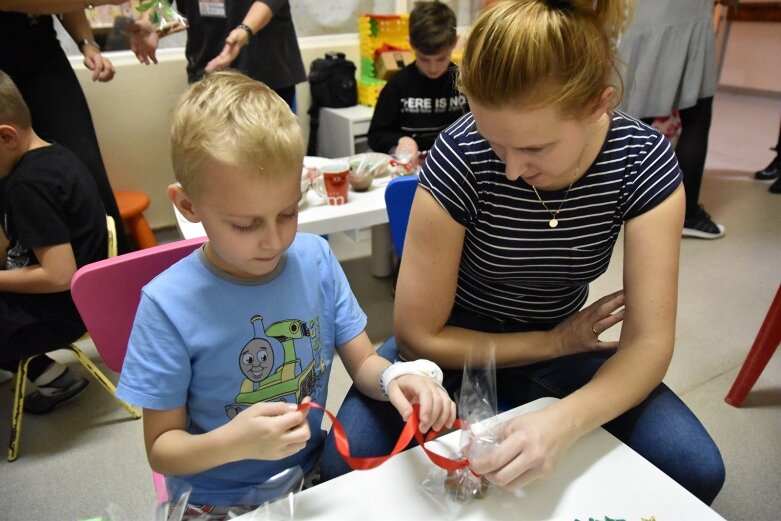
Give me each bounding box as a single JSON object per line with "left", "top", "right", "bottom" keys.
{"left": 380, "top": 359, "right": 444, "bottom": 396}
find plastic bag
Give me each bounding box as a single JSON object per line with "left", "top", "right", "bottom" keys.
{"left": 347, "top": 152, "right": 392, "bottom": 191}
{"left": 157, "top": 466, "right": 305, "bottom": 521}
{"left": 136, "top": 0, "right": 188, "bottom": 35}
{"left": 419, "top": 346, "right": 503, "bottom": 516}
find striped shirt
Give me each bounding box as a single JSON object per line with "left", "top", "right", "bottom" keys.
{"left": 418, "top": 110, "right": 681, "bottom": 328}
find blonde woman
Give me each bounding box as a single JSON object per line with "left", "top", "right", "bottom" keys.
{"left": 322, "top": 0, "right": 725, "bottom": 506}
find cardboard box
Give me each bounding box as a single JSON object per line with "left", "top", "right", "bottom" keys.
{"left": 374, "top": 50, "right": 414, "bottom": 80}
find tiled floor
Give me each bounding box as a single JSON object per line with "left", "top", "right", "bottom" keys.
{"left": 1, "top": 89, "right": 779, "bottom": 520}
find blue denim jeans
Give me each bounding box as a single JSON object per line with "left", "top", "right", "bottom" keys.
{"left": 321, "top": 313, "right": 725, "bottom": 505}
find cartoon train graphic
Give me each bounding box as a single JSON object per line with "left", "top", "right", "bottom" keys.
{"left": 231, "top": 315, "right": 316, "bottom": 412}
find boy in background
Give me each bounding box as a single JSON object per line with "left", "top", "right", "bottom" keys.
{"left": 0, "top": 70, "right": 107, "bottom": 414}
{"left": 367, "top": 1, "right": 467, "bottom": 164}
{"left": 116, "top": 71, "right": 455, "bottom": 517}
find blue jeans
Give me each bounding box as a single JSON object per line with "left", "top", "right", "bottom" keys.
{"left": 321, "top": 316, "right": 725, "bottom": 505}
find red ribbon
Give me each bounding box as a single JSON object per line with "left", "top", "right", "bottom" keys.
{"left": 300, "top": 402, "right": 469, "bottom": 472}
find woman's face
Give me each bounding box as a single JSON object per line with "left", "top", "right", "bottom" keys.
{"left": 470, "top": 101, "right": 598, "bottom": 191}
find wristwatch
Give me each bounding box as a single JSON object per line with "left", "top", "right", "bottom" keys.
{"left": 77, "top": 38, "right": 100, "bottom": 53}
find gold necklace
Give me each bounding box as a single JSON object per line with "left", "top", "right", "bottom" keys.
{"left": 531, "top": 136, "right": 591, "bottom": 228}
{"left": 532, "top": 166, "right": 579, "bottom": 228}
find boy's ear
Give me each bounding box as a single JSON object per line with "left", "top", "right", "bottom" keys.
{"left": 0, "top": 124, "right": 20, "bottom": 148}
{"left": 168, "top": 183, "right": 201, "bottom": 223}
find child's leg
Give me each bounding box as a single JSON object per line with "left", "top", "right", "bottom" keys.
{"left": 1, "top": 295, "right": 89, "bottom": 413}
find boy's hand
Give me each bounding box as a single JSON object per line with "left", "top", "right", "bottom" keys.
{"left": 223, "top": 397, "right": 311, "bottom": 462}
{"left": 387, "top": 376, "right": 456, "bottom": 433}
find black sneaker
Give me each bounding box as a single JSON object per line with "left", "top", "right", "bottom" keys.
{"left": 24, "top": 376, "right": 88, "bottom": 415}
{"left": 755, "top": 152, "right": 779, "bottom": 181}
{"left": 770, "top": 175, "right": 781, "bottom": 194}
{"left": 682, "top": 205, "right": 725, "bottom": 240}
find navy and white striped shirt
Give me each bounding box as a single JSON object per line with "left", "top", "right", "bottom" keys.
{"left": 419, "top": 110, "right": 681, "bottom": 328}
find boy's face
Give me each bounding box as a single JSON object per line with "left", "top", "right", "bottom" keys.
{"left": 173, "top": 160, "right": 301, "bottom": 278}
{"left": 413, "top": 45, "right": 454, "bottom": 80}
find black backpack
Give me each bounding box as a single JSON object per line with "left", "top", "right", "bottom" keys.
{"left": 307, "top": 52, "right": 358, "bottom": 155}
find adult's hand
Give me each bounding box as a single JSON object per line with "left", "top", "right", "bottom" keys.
{"left": 468, "top": 405, "right": 577, "bottom": 491}
{"left": 204, "top": 27, "right": 248, "bottom": 73}
{"left": 82, "top": 45, "right": 115, "bottom": 82}
{"left": 127, "top": 19, "right": 159, "bottom": 65}
{"left": 553, "top": 289, "right": 625, "bottom": 355}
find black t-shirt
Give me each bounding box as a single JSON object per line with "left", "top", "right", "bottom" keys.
{"left": 1, "top": 144, "right": 107, "bottom": 334}
{"left": 178, "top": 0, "right": 306, "bottom": 88}
{"left": 367, "top": 63, "right": 468, "bottom": 154}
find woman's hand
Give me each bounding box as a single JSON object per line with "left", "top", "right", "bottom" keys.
{"left": 387, "top": 375, "right": 456, "bottom": 433}
{"left": 82, "top": 45, "right": 114, "bottom": 82}
{"left": 468, "top": 406, "right": 577, "bottom": 491}
{"left": 553, "top": 289, "right": 625, "bottom": 355}
{"left": 204, "top": 27, "right": 248, "bottom": 74}
{"left": 127, "top": 19, "right": 160, "bottom": 65}
{"left": 222, "top": 398, "right": 311, "bottom": 461}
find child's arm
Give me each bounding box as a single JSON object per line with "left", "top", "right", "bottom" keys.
{"left": 338, "top": 331, "right": 456, "bottom": 433}
{"left": 143, "top": 401, "right": 312, "bottom": 475}
{"left": 0, "top": 243, "right": 77, "bottom": 293}
{"left": 367, "top": 80, "right": 407, "bottom": 154}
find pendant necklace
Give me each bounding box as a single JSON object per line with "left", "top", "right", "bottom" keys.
{"left": 531, "top": 142, "right": 588, "bottom": 229}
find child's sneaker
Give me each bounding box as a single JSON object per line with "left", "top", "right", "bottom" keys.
{"left": 24, "top": 367, "right": 88, "bottom": 415}
{"left": 682, "top": 205, "right": 725, "bottom": 240}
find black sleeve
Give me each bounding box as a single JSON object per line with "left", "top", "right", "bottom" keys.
{"left": 367, "top": 77, "right": 405, "bottom": 154}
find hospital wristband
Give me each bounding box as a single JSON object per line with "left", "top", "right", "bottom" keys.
{"left": 380, "top": 360, "right": 444, "bottom": 396}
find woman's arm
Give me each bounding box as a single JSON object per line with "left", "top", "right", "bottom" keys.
{"left": 60, "top": 10, "right": 114, "bottom": 81}
{"left": 0, "top": 243, "right": 77, "bottom": 293}
{"left": 394, "top": 187, "right": 623, "bottom": 370}
{"left": 0, "top": 0, "right": 125, "bottom": 14}
{"left": 549, "top": 185, "right": 684, "bottom": 438}
{"left": 204, "top": 1, "right": 274, "bottom": 73}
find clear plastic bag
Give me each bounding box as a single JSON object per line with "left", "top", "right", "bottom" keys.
{"left": 157, "top": 466, "right": 305, "bottom": 521}
{"left": 419, "top": 346, "right": 504, "bottom": 516}
{"left": 136, "top": 0, "right": 188, "bottom": 35}
{"left": 347, "top": 152, "right": 393, "bottom": 190}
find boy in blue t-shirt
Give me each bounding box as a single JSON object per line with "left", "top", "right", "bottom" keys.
{"left": 116, "top": 71, "right": 455, "bottom": 516}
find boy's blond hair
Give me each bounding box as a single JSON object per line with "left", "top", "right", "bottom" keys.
{"left": 459, "top": 0, "right": 633, "bottom": 118}
{"left": 0, "top": 69, "right": 32, "bottom": 130}
{"left": 170, "top": 70, "right": 305, "bottom": 195}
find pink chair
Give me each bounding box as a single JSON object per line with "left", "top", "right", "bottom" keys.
{"left": 724, "top": 282, "right": 781, "bottom": 407}
{"left": 70, "top": 236, "right": 208, "bottom": 502}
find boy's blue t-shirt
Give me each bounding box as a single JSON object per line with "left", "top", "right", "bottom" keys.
{"left": 116, "top": 233, "right": 367, "bottom": 505}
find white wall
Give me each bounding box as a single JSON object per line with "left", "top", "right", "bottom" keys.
{"left": 718, "top": 21, "right": 781, "bottom": 93}
{"left": 71, "top": 34, "right": 360, "bottom": 230}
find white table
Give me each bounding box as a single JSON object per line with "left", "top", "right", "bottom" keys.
{"left": 173, "top": 169, "right": 395, "bottom": 276}
{"left": 284, "top": 398, "right": 725, "bottom": 521}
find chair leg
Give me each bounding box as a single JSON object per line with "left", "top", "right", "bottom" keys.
{"left": 725, "top": 284, "right": 781, "bottom": 407}
{"left": 8, "top": 358, "right": 32, "bottom": 462}
{"left": 67, "top": 345, "right": 141, "bottom": 419}
{"left": 128, "top": 214, "right": 158, "bottom": 250}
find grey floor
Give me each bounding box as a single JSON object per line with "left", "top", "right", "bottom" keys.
{"left": 1, "top": 89, "right": 780, "bottom": 520}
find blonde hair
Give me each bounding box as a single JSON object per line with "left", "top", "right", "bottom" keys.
{"left": 458, "top": 0, "right": 633, "bottom": 117}
{"left": 170, "top": 70, "right": 305, "bottom": 194}
{"left": 0, "top": 69, "right": 32, "bottom": 129}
